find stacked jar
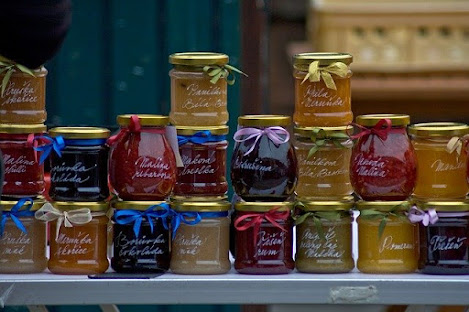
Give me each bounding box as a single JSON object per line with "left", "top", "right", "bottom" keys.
{"left": 408, "top": 122, "right": 469, "bottom": 274}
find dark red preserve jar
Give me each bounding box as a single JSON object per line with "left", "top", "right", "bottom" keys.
{"left": 0, "top": 124, "right": 46, "bottom": 197}
{"left": 350, "top": 114, "right": 416, "bottom": 200}
{"left": 108, "top": 114, "right": 177, "bottom": 200}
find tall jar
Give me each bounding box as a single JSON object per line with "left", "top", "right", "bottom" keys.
{"left": 0, "top": 124, "right": 46, "bottom": 197}
{"left": 295, "top": 200, "right": 354, "bottom": 273}
{"left": 0, "top": 67, "right": 47, "bottom": 124}
{"left": 170, "top": 201, "right": 231, "bottom": 275}
{"left": 294, "top": 126, "right": 353, "bottom": 199}
{"left": 0, "top": 198, "right": 47, "bottom": 273}
{"left": 350, "top": 114, "right": 417, "bottom": 201}
{"left": 293, "top": 53, "right": 353, "bottom": 127}
{"left": 408, "top": 122, "right": 469, "bottom": 200}
{"left": 108, "top": 114, "right": 177, "bottom": 200}
{"left": 231, "top": 115, "right": 297, "bottom": 201}
{"left": 234, "top": 201, "right": 295, "bottom": 274}
{"left": 48, "top": 127, "right": 110, "bottom": 202}
{"left": 357, "top": 200, "right": 419, "bottom": 274}
{"left": 174, "top": 126, "right": 228, "bottom": 197}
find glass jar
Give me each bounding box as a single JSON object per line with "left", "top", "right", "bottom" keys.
{"left": 174, "top": 126, "right": 228, "bottom": 197}
{"left": 357, "top": 200, "right": 419, "bottom": 274}
{"left": 36, "top": 201, "right": 109, "bottom": 275}
{"left": 0, "top": 124, "right": 46, "bottom": 197}
{"left": 410, "top": 201, "right": 469, "bottom": 274}
{"left": 111, "top": 200, "right": 171, "bottom": 273}
{"left": 0, "top": 198, "right": 47, "bottom": 273}
{"left": 0, "top": 67, "right": 47, "bottom": 124}
{"left": 294, "top": 126, "right": 353, "bottom": 199}
{"left": 234, "top": 201, "right": 295, "bottom": 274}
{"left": 108, "top": 114, "right": 177, "bottom": 200}
{"left": 350, "top": 114, "right": 417, "bottom": 201}
{"left": 48, "top": 127, "right": 110, "bottom": 202}
{"left": 295, "top": 200, "right": 354, "bottom": 273}
{"left": 293, "top": 53, "right": 353, "bottom": 127}
{"left": 170, "top": 201, "right": 231, "bottom": 274}
{"left": 409, "top": 122, "right": 469, "bottom": 200}
{"left": 231, "top": 115, "right": 297, "bottom": 201}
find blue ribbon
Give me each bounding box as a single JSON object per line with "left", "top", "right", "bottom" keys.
{"left": 170, "top": 210, "right": 228, "bottom": 239}
{"left": 64, "top": 139, "right": 107, "bottom": 146}
{"left": 33, "top": 135, "right": 65, "bottom": 164}
{"left": 177, "top": 130, "right": 226, "bottom": 145}
{"left": 114, "top": 203, "right": 171, "bottom": 238}
{"left": 0, "top": 198, "right": 35, "bottom": 236}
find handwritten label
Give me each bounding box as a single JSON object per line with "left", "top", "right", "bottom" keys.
{"left": 431, "top": 159, "right": 465, "bottom": 172}
{"left": 0, "top": 232, "right": 31, "bottom": 256}
{"left": 234, "top": 157, "right": 273, "bottom": 172}
{"left": 1, "top": 80, "right": 38, "bottom": 106}
{"left": 299, "top": 227, "right": 344, "bottom": 258}
{"left": 429, "top": 235, "right": 467, "bottom": 253}
{"left": 51, "top": 162, "right": 96, "bottom": 184}
{"left": 354, "top": 155, "right": 387, "bottom": 177}
{"left": 133, "top": 156, "right": 172, "bottom": 180}
{"left": 55, "top": 231, "right": 94, "bottom": 256}
{"left": 3, "top": 154, "right": 35, "bottom": 174}
{"left": 115, "top": 232, "right": 166, "bottom": 257}
{"left": 256, "top": 231, "right": 285, "bottom": 257}
{"left": 379, "top": 236, "right": 414, "bottom": 254}
{"left": 173, "top": 233, "right": 206, "bottom": 256}
{"left": 180, "top": 154, "right": 217, "bottom": 176}
{"left": 301, "top": 84, "right": 344, "bottom": 108}
{"left": 181, "top": 83, "right": 226, "bottom": 110}
{"left": 298, "top": 154, "right": 348, "bottom": 179}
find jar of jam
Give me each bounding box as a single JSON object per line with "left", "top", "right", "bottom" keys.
{"left": 234, "top": 201, "right": 294, "bottom": 274}
{"left": 350, "top": 114, "right": 417, "bottom": 201}
{"left": 170, "top": 200, "right": 231, "bottom": 274}
{"left": 48, "top": 127, "right": 110, "bottom": 202}
{"left": 357, "top": 200, "right": 419, "bottom": 274}
{"left": 0, "top": 197, "right": 47, "bottom": 273}
{"left": 0, "top": 66, "right": 47, "bottom": 124}
{"left": 35, "top": 201, "right": 109, "bottom": 275}
{"left": 294, "top": 126, "right": 353, "bottom": 200}
{"left": 409, "top": 201, "right": 469, "bottom": 274}
{"left": 174, "top": 126, "right": 228, "bottom": 197}
{"left": 108, "top": 114, "right": 177, "bottom": 200}
{"left": 409, "top": 122, "right": 469, "bottom": 200}
{"left": 293, "top": 53, "right": 353, "bottom": 127}
{"left": 231, "top": 115, "right": 297, "bottom": 201}
{"left": 0, "top": 124, "right": 46, "bottom": 197}
{"left": 111, "top": 200, "right": 171, "bottom": 273}
{"left": 294, "top": 200, "right": 354, "bottom": 273}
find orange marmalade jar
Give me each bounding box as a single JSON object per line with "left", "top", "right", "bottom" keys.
{"left": 409, "top": 122, "right": 469, "bottom": 200}
{"left": 293, "top": 53, "right": 353, "bottom": 127}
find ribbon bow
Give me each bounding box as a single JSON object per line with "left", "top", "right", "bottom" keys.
{"left": 349, "top": 118, "right": 392, "bottom": 142}
{"left": 300, "top": 61, "right": 349, "bottom": 90}
{"left": 203, "top": 64, "right": 248, "bottom": 85}
{"left": 233, "top": 126, "right": 290, "bottom": 156}
{"left": 32, "top": 135, "right": 65, "bottom": 164}
{"left": 294, "top": 210, "right": 342, "bottom": 241}
{"left": 446, "top": 135, "right": 469, "bottom": 157}
{"left": 307, "top": 128, "right": 352, "bottom": 158}
{"left": 0, "top": 54, "right": 35, "bottom": 96}
{"left": 177, "top": 130, "right": 226, "bottom": 145}
{"left": 107, "top": 115, "right": 141, "bottom": 146}
{"left": 114, "top": 203, "right": 171, "bottom": 238}
{"left": 407, "top": 207, "right": 438, "bottom": 226}
{"left": 360, "top": 203, "right": 409, "bottom": 239}
{"left": 0, "top": 198, "right": 35, "bottom": 236}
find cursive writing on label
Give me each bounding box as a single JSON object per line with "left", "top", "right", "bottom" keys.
{"left": 3, "top": 154, "right": 35, "bottom": 174}
{"left": 51, "top": 162, "right": 96, "bottom": 184}
{"left": 0, "top": 232, "right": 32, "bottom": 256}
{"left": 55, "top": 231, "right": 94, "bottom": 256}
{"left": 115, "top": 232, "right": 166, "bottom": 257}
{"left": 173, "top": 233, "right": 206, "bottom": 256}
{"left": 133, "top": 156, "right": 172, "bottom": 180}
{"left": 355, "top": 155, "right": 387, "bottom": 177}
{"left": 379, "top": 235, "right": 414, "bottom": 254}
{"left": 301, "top": 84, "right": 344, "bottom": 108}
{"left": 431, "top": 159, "right": 465, "bottom": 172}
{"left": 256, "top": 231, "right": 285, "bottom": 257}
{"left": 1, "top": 81, "right": 38, "bottom": 106}
{"left": 299, "top": 227, "right": 344, "bottom": 258}
{"left": 429, "top": 235, "right": 467, "bottom": 253}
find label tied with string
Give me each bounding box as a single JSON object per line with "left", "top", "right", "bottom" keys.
{"left": 233, "top": 127, "right": 290, "bottom": 156}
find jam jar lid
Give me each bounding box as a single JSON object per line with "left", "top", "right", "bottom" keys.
{"left": 294, "top": 125, "right": 352, "bottom": 138}
{"left": 169, "top": 52, "right": 228, "bottom": 66}
{"left": 0, "top": 124, "right": 46, "bottom": 134}
{"left": 171, "top": 195, "right": 228, "bottom": 202}
{"left": 112, "top": 200, "right": 168, "bottom": 211}
{"left": 117, "top": 114, "right": 169, "bottom": 127}
{"left": 235, "top": 201, "right": 294, "bottom": 212}
{"left": 0, "top": 197, "right": 47, "bottom": 211}
{"left": 49, "top": 127, "right": 111, "bottom": 139}
{"left": 52, "top": 201, "right": 109, "bottom": 212}
{"left": 238, "top": 115, "right": 291, "bottom": 127}
{"left": 408, "top": 122, "right": 469, "bottom": 138}
{"left": 356, "top": 200, "right": 411, "bottom": 212}
{"left": 356, "top": 114, "right": 410, "bottom": 127}
{"left": 171, "top": 201, "right": 231, "bottom": 212}
{"left": 176, "top": 126, "right": 229, "bottom": 136}
{"left": 297, "top": 199, "right": 355, "bottom": 212}
{"left": 293, "top": 52, "right": 353, "bottom": 68}
{"left": 416, "top": 201, "right": 469, "bottom": 212}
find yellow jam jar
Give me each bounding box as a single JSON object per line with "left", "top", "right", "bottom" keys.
{"left": 357, "top": 200, "right": 419, "bottom": 274}
{"left": 294, "top": 199, "right": 354, "bottom": 273}
{"left": 293, "top": 53, "right": 353, "bottom": 127}
{"left": 294, "top": 126, "right": 353, "bottom": 199}
{"left": 409, "top": 122, "right": 469, "bottom": 200}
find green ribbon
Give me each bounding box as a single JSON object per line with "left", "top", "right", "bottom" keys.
{"left": 0, "top": 55, "right": 35, "bottom": 97}
{"left": 307, "top": 128, "right": 352, "bottom": 159}
{"left": 359, "top": 203, "right": 410, "bottom": 239}
{"left": 294, "top": 209, "right": 343, "bottom": 242}
{"left": 203, "top": 64, "right": 248, "bottom": 85}
{"left": 300, "top": 61, "right": 349, "bottom": 90}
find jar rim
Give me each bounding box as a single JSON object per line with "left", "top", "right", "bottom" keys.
{"left": 176, "top": 126, "right": 229, "bottom": 136}
{"left": 171, "top": 201, "right": 231, "bottom": 212}
{"left": 415, "top": 201, "right": 469, "bottom": 212}
{"left": 408, "top": 122, "right": 469, "bottom": 137}
{"left": 356, "top": 200, "right": 411, "bottom": 212}
{"left": 293, "top": 52, "right": 353, "bottom": 67}
{"left": 49, "top": 127, "right": 110, "bottom": 139}
{"left": 235, "top": 201, "right": 293, "bottom": 212}
{"left": 238, "top": 115, "right": 291, "bottom": 127}
{"left": 0, "top": 123, "right": 46, "bottom": 134}
{"left": 112, "top": 200, "right": 168, "bottom": 211}
{"left": 294, "top": 126, "right": 352, "bottom": 138}
{"left": 355, "top": 114, "right": 410, "bottom": 127}
{"left": 171, "top": 195, "right": 228, "bottom": 202}
{"left": 116, "top": 114, "right": 169, "bottom": 127}
{"left": 169, "top": 52, "right": 229, "bottom": 66}
{"left": 0, "top": 197, "right": 47, "bottom": 212}
{"left": 52, "top": 201, "right": 109, "bottom": 212}
{"left": 297, "top": 199, "right": 354, "bottom": 211}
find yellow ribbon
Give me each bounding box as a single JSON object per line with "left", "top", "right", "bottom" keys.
{"left": 0, "top": 54, "right": 35, "bottom": 96}
{"left": 446, "top": 135, "right": 469, "bottom": 156}
{"left": 301, "top": 61, "right": 349, "bottom": 90}
{"left": 203, "top": 64, "right": 248, "bottom": 85}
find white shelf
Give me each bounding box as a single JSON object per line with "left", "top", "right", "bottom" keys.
{"left": 1, "top": 271, "right": 469, "bottom": 306}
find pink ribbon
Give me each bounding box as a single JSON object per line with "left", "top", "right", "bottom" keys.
{"left": 408, "top": 207, "right": 469, "bottom": 226}
{"left": 348, "top": 118, "right": 392, "bottom": 141}
{"left": 233, "top": 126, "right": 290, "bottom": 156}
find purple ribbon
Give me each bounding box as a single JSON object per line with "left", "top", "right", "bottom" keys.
{"left": 408, "top": 207, "right": 469, "bottom": 226}
{"left": 233, "top": 126, "right": 290, "bottom": 156}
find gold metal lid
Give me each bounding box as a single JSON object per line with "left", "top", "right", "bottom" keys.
{"left": 112, "top": 200, "right": 168, "bottom": 211}
{"left": 238, "top": 115, "right": 291, "bottom": 127}
{"left": 48, "top": 127, "right": 110, "bottom": 139}
{"left": 171, "top": 195, "right": 228, "bottom": 202}
{"left": 116, "top": 114, "right": 169, "bottom": 127}
{"left": 171, "top": 201, "right": 231, "bottom": 212}
{"left": 52, "top": 201, "right": 109, "bottom": 212}
{"left": 176, "top": 126, "right": 229, "bottom": 136}
{"left": 0, "top": 124, "right": 46, "bottom": 134}
{"left": 416, "top": 201, "right": 469, "bottom": 212}
{"left": 356, "top": 200, "right": 411, "bottom": 212}
{"left": 408, "top": 122, "right": 469, "bottom": 138}
{"left": 297, "top": 199, "right": 355, "bottom": 211}
{"left": 294, "top": 126, "right": 352, "bottom": 138}
{"left": 0, "top": 197, "right": 47, "bottom": 212}
{"left": 293, "top": 52, "right": 353, "bottom": 68}
{"left": 235, "top": 201, "right": 294, "bottom": 212}
{"left": 169, "top": 52, "right": 229, "bottom": 66}
{"left": 355, "top": 114, "right": 410, "bottom": 127}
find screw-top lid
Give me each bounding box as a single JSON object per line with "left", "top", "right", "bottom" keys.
{"left": 238, "top": 115, "right": 291, "bottom": 127}
{"left": 297, "top": 199, "right": 354, "bottom": 211}
{"left": 294, "top": 125, "right": 352, "bottom": 138}
{"left": 169, "top": 52, "right": 229, "bottom": 66}
{"left": 235, "top": 201, "right": 293, "bottom": 212}
{"left": 52, "top": 201, "right": 109, "bottom": 212}
{"left": 0, "top": 124, "right": 46, "bottom": 134}
{"left": 171, "top": 201, "right": 231, "bottom": 212}
{"left": 112, "top": 200, "right": 168, "bottom": 211}
{"left": 116, "top": 114, "right": 169, "bottom": 127}
{"left": 415, "top": 201, "right": 469, "bottom": 212}
{"left": 408, "top": 122, "right": 469, "bottom": 138}
{"left": 293, "top": 52, "right": 353, "bottom": 69}
{"left": 176, "top": 126, "right": 229, "bottom": 136}
{"left": 356, "top": 200, "right": 411, "bottom": 212}
{"left": 355, "top": 114, "right": 410, "bottom": 127}
{"left": 49, "top": 127, "right": 110, "bottom": 139}
{"left": 0, "top": 197, "right": 46, "bottom": 212}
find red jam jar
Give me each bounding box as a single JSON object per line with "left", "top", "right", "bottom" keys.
{"left": 350, "top": 114, "right": 417, "bottom": 201}
{"left": 108, "top": 114, "right": 177, "bottom": 200}
{"left": 234, "top": 201, "right": 295, "bottom": 274}
{"left": 0, "top": 124, "right": 46, "bottom": 197}
{"left": 174, "top": 126, "right": 228, "bottom": 197}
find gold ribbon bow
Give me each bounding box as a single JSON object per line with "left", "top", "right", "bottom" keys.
{"left": 301, "top": 61, "right": 349, "bottom": 90}
{"left": 446, "top": 135, "right": 469, "bottom": 157}
{"left": 0, "top": 55, "right": 35, "bottom": 96}
{"left": 203, "top": 64, "right": 248, "bottom": 85}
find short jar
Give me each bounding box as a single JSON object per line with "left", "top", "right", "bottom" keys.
{"left": 357, "top": 200, "right": 419, "bottom": 274}
{"left": 409, "top": 122, "right": 469, "bottom": 200}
